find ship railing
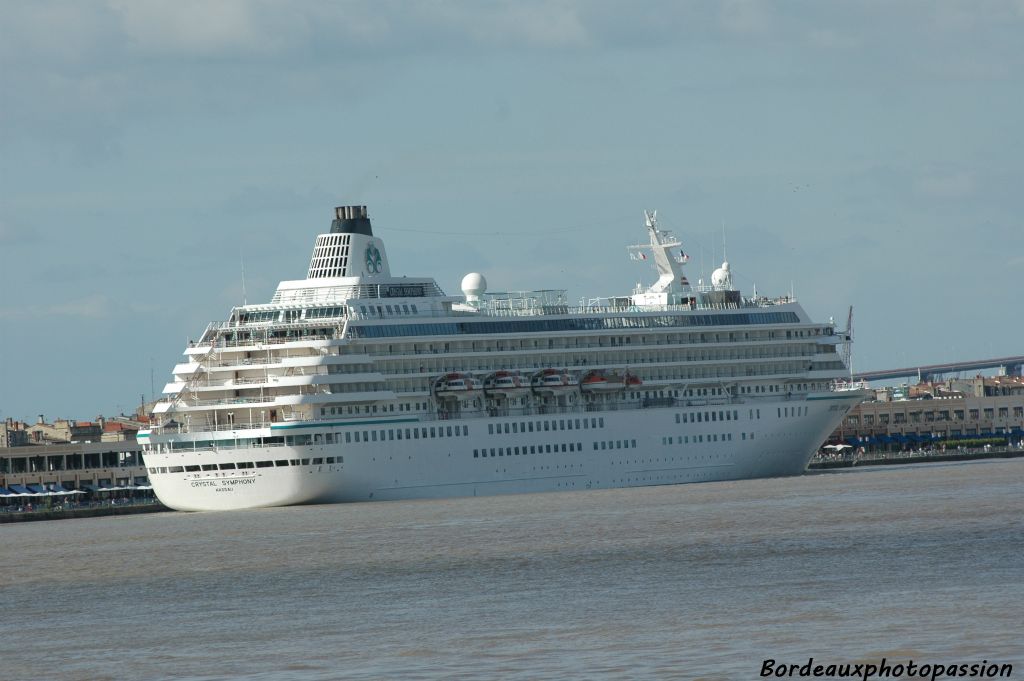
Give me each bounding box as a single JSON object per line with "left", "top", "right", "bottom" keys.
{"left": 152, "top": 420, "right": 268, "bottom": 434}
{"left": 831, "top": 380, "right": 870, "bottom": 392}
{"left": 193, "top": 369, "right": 327, "bottom": 388}
{"left": 209, "top": 357, "right": 286, "bottom": 368}
{"left": 192, "top": 330, "right": 339, "bottom": 349}
{"left": 159, "top": 440, "right": 289, "bottom": 453}
{"left": 344, "top": 298, "right": 798, "bottom": 322}
{"left": 185, "top": 396, "right": 279, "bottom": 407}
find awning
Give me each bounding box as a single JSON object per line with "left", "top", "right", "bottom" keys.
{"left": 26, "top": 483, "right": 50, "bottom": 495}
{"left": 7, "top": 484, "right": 33, "bottom": 495}
{"left": 81, "top": 484, "right": 101, "bottom": 493}
{"left": 46, "top": 483, "right": 80, "bottom": 496}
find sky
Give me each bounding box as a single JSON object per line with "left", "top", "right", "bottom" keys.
{"left": 1, "top": 0, "right": 1023, "bottom": 422}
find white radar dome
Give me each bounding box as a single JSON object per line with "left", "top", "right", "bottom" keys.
{"left": 461, "top": 272, "right": 487, "bottom": 301}
{"left": 711, "top": 261, "right": 732, "bottom": 289}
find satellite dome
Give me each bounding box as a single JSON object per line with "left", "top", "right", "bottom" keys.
{"left": 711, "top": 261, "right": 732, "bottom": 289}
{"left": 461, "top": 272, "right": 487, "bottom": 302}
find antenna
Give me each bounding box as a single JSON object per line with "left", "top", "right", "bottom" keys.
{"left": 840, "top": 306, "right": 854, "bottom": 379}
{"left": 241, "top": 250, "right": 248, "bottom": 306}
{"left": 721, "top": 219, "right": 727, "bottom": 262}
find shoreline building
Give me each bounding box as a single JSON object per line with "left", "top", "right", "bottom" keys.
{"left": 826, "top": 375, "right": 1024, "bottom": 450}
{"left": 1, "top": 412, "right": 154, "bottom": 503}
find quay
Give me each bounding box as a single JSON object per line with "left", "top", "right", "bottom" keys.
{"left": 810, "top": 444, "right": 1024, "bottom": 469}
{"left": 0, "top": 498, "right": 168, "bottom": 523}
{"left": 1, "top": 439, "right": 158, "bottom": 520}
{"left": 817, "top": 374, "right": 1024, "bottom": 467}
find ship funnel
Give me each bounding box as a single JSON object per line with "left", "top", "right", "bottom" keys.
{"left": 309, "top": 204, "right": 390, "bottom": 279}
{"left": 331, "top": 205, "right": 373, "bottom": 236}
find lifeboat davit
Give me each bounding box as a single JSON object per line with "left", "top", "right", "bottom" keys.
{"left": 483, "top": 371, "right": 529, "bottom": 396}
{"left": 580, "top": 370, "right": 642, "bottom": 392}
{"left": 434, "top": 372, "right": 482, "bottom": 398}
{"left": 531, "top": 369, "right": 580, "bottom": 394}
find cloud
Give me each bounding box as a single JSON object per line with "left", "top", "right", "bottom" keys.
{"left": 4, "top": 295, "right": 113, "bottom": 319}
{"left": 719, "top": 0, "right": 773, "bottom": 36}
{"left": 806, "top": 28, "right": 859, "bottom": 50}
{"left": 0, "top": 220, "right": 40, "bottom": 246}
{"left": 107, "top": 0, "right": 308, "bottom": 56}
{"left": 430, "top": 2, "right": 590, "bottom": 48}
{"left": 914, "top": 171, "right": 976, "bottom": 200}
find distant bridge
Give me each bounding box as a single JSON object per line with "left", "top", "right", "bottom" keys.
{"left": 852, "top": 355, "right": 1024, "bottom": 383}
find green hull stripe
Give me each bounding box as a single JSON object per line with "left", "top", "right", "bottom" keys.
{"left": 807, "top": 393, "right": 868, "bottom": 401}
{"left": 270, "top": 417, "right": 421, "bottom": 430}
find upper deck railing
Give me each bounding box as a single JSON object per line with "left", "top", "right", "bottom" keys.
{"left": 191, "top": 294, "right": 804, "bottom": 347}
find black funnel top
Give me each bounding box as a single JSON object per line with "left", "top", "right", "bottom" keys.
{"left": 330, "top": 205, "right": 373, "bottom": 236}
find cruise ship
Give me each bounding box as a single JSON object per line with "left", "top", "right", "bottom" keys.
{"left": 140, "top": 205, "right": 868, "bottom": 511}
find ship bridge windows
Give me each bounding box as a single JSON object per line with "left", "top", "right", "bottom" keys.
{"left": 238, "top": 310, "right": 278, "bottom": 324}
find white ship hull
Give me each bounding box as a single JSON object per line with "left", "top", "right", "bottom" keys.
{"left": 145, "top": 393, "right": 862, "bottom": 511}
{"left": 142, "top": 204, "right": 866, "bottom": 513}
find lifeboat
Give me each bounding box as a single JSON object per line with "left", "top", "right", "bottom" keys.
{"left": 531, "top": 368, "right": 580, "bottom": 394}
{"left": 580, "top": 369, "right": 642, "bottom": 392}
{"left": 483, "top": 371, "right": 529, "bottom": 396}
{"left": 433, "top": 372, "right": 482, "bottom": 398}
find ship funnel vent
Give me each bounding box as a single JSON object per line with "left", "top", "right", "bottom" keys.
{"left": 331, "top": 205, "right": 373, "bottom": 236}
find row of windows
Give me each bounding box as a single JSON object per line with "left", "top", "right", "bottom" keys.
{"left": 488, "top": 417, "right": 604, "bottom": 435}
{"left": 306, "top": 306, "right": 348, "bottom": 320}
{"left": 593, "top": 440, "right": 638, "bottom": 450}
{"left": 330, "top": 424, "right": 469, "bottom": 444}
{"left": 662, "top": 433, "right": 741, "bottom": 444}
{"left": 474, "top": 442, "right": 592, "bottom": 457}
{"left": 851, "top": 406, "right": 1024, "bottom": 425}
{"left": 320, "top": 403, "right": 425, "bottom": 416}
{"left": 237, "top": 306, "right": 350, "bottom": 326}
{"left": 215, "top": 327, "right": 336, "bottom": 344}
{"left": 780, "top": 406, "right": 808, "bottom": 418}
{"left": 348, "top": 312, "right": 801, "bottom": 339}
{"left": 161, "top": 436, "right": 285, "bottom": 452}
{"left": 152, "top": 456, "right": 342, "bottom": 474}
{"left": 675, "top": 410, "right": 741, "bottom": 424}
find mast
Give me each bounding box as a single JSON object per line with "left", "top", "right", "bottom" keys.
{"left": 628, "top": 210, "right": 691, "bottom": 302}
